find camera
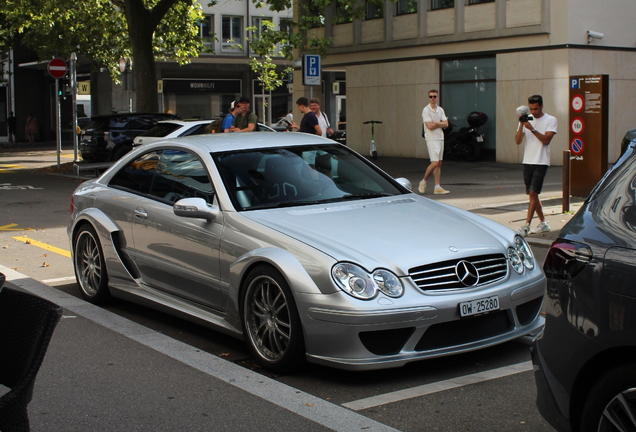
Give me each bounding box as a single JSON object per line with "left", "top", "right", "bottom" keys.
{"left": 516, "top": 105, "right": 533, "bottom": 123}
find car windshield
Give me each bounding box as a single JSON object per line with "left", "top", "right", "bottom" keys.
{"left": 140, "top": 123, "right": 182, "bottom": 137}
{"left": 213, "top": 145, "right": 406, "bottom": 211}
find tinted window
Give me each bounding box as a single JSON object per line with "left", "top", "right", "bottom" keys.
{"left": 140, "top": 123, "right": 182, "bottom": 137}
{"left": 179, "top": 124, "right": 212, "bottom": 137}
{"left": 110, "top": 149, "right": 214, "bottom": 204}
{"left": 214, "top": 145, "right": 405, "bottom": 211}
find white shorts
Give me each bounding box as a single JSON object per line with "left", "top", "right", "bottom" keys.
{"left": 426, "top": 140, "right": 444, "bottom": 162}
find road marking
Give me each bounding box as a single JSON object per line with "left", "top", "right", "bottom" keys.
{"left": 12, "top": 236, "right": 72, "bottom": 258}
{"left": 0, "top": 223, "right": 32, "bottom": 231}
{"left": 342, "top": 361, "right": 533, "bottom": 411}
{"left": 0, "top": 264, "right": 399, "bottom": 432}
{"left": 0, "top": 164, "right": 27, "bottom": 173}
{"left": 42, "top": 276, "right": 76, "bottom": 284}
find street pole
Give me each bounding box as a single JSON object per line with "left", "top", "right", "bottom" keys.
{"left": 55, "top": 78, "right": 61, "bottom": 169}
{"left": 70, "top": 53, "right": 78, "bottom": 162}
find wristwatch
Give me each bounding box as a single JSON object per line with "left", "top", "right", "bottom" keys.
{"left": 531, "top": 129, "right": 537, "bottom": 133}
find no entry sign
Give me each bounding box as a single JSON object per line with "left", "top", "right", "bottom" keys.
{"left": 48, "top": 59, "right": 67, "bottom": 78}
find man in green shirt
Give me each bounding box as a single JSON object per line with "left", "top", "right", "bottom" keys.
{"left": 229, "top": 96, "right": 257, "bottom": 132}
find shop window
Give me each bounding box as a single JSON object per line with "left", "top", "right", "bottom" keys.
{"left": 222, "top": 16, "right": 243, "bottom": 52}
{"left": 396, "top": 0, "right": 417, "bottom": 15}
{"left": 365, "top": 0, "right": 384, "bottom": 19}
{"left": 431, "top": 0, "right": 454, "bottom": 10}
{"left": 199, "top": 15, "right": 214, "bottom": 47}
{"left": 468, "top": 0, "right": 494, "bottom": 4}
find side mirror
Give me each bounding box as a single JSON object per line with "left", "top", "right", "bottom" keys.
{"left": 173, "top": 197, "right": 219, "bottom": 221}
{"left": 395, "top": 177, "right": 412, "bottom": 191}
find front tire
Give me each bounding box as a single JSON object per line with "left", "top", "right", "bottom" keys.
{"left": 581, "top": 364, "right": 636, "bottom": 432}
{"left": 73, "top": 224, "right": 110, "bottom": 304}
{"left": 242, "top": 265, "right": 305, "bottom": 373}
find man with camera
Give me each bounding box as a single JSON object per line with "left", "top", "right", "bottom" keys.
{"left": 514, "top": 94, "right": 558, "bottom": 236}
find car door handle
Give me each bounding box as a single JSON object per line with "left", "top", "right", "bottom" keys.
{"left": 134, "top": 208, "right": 148, "bottom": 219}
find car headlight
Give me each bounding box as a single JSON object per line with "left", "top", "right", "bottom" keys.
{"left": 332, "top": 263, "right": 404, "bottom": 300}
{"left": 508, "top": 235, "right": 535, "bottom": 274}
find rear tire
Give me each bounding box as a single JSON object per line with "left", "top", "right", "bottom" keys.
{"left": 458, "top": 141, "right": 481, "bottom": 162}
{"left": 242, "top": 265, "right": 305, "bottom": 374}
{"left": 580, "top": 364, "right": 636, "bottom": 432}
{"left": 73, "top": 224, "right": 110, "bottom": 304}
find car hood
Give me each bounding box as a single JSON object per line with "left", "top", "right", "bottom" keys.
{"left": 243, "top": 195, "right": 511, "bottom": 275}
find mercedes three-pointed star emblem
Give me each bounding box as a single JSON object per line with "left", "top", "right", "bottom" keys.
{"left": 455, "top": 260, "right": 479, "bottom": 287}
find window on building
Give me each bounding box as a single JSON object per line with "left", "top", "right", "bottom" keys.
{"left": 431, "top": 0, "right": 454, "bottom": 10}
{"left": 468, "top": 0, "right": 494, "bottom": 4}
{"left": 334, "top": 0, "right": 354, "bottom": 24}
{"left": 396, "top": 0, "right": 417, "bottom": 15}
{"left": 199, "top": 15, "right": 214, "bottom": 47}
{"left": 365, "top": 0, "right": 384, "bottom": 19}
{"left": 252, "top": 16, "right": 273, "bottom": 37}
{"left": 305, "top": 0, "right": 325, "bottom": 28}
{"left": 222, "top": 16, "right": 243, "bottom": 52}
{"left": 279, "top": 18, "right": 293, "bottom": 37}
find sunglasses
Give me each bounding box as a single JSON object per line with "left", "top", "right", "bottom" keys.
{"left": 429, "top": 95, "right": 438, "bottom": 99}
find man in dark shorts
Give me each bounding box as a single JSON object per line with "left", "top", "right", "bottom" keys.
{"left": 290, "top": 97, "right": 321, "bottom": 135}
{"left": 514, "top": 94, "right": 557, "bottom": 236}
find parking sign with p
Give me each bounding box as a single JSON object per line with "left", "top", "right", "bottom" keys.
{"left": 302, "top": 54, "right": 321, "bottom": 86}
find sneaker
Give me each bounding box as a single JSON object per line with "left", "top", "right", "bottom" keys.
{"left": 434, "top": 187, "right": 450, "bottom": 195}
{"left": 418, "top": 179, "right": 427, "bottom": 193}
{"left": 531, "top": 221, "right": 551, "bottom": 234}
{"left": 517, "top": 223, "right": 530, "bottom": 236}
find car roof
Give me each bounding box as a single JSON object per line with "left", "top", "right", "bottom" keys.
{"left": 142, "top": 131, "right": 334, "bottom": 153}
{"left": 155, "top": 119, "right": 215, "bottom": 127}
{"left": 90, "top": 113, "right": 180, "bottom": 120}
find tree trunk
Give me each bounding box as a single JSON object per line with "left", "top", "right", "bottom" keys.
{"left": 123, "top": 0, "right": 181, "bottom": 113}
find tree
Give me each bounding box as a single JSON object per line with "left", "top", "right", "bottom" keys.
{"left": 246, "top": 20, "right": 293, "bottom": 122}
{"left": 0, "top": 0, "right": 204, "bottom": 112}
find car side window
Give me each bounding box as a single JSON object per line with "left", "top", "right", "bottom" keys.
{"left": 109, "top": 150, "right": 162, "bottom": 195}
{"left": 149, "top": 150, "right": 215, "bottom": 204}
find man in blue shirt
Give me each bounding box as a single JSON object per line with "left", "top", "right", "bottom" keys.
{"left": 222, "top": 101, "right": 241, "bottom": 132}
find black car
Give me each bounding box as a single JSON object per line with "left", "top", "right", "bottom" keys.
{"left": 532, "top": 138, "right": 636, "bottom": 432}
{"left": 79, "top": 113, "right": 179, "bottom": 162}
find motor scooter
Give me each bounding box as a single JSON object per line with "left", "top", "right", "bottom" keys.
{"left": 443, "top": 112, "right": 488, "bottom": 162}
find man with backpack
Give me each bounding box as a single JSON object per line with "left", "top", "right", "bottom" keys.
{"left": 229, "top": 96, "right": 258, "bottom": 132}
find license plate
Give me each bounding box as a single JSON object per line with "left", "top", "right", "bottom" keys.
{"left": 476, "top": 135, "right": 484, "bottom": 142}
{"left": 459, "top": 296, "right": 499, "bottom": 317}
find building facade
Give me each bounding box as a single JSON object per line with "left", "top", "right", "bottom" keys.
{"left": 295, "top": 0, "right": 636, "bottom": 165}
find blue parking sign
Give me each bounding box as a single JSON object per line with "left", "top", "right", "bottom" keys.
{"left": 570, "top": 78, "right": 580, "bottom": 89}
{"left": 302, "top": 54, "right": 321, "bottom": 86}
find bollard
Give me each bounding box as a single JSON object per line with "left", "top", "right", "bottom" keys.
{"left": 563, "top": 150, "right": 570, "bottom": 213}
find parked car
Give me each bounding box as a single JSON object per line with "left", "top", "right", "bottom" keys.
{"left": 133, "top": 120, "right": 220, "bottom": 147}
{"left": 532, "top": 138, "right": 636, "bottom": 431}
{"left": 69, "top": 132, "right": 544, "bottom": 373}
{"left": 79, "top": 113, "right": 179, "bottom": 162}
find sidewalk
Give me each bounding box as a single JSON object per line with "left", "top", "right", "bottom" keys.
{"left": 1, "top": 149, "right": 584, "bottom": 431}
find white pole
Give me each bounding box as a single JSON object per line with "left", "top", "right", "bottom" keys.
{"left": 55, "top": 78, "right": 61, "bottom": 168}
{"left": 70, "top": 53, "right": 78, "bottom": 162}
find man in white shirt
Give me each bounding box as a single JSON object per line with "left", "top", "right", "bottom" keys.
{"left": 419, "top": 89, "right": 450, "bottom": 195}
{"left": 514, "top": 94, "right": 558, "bottom": 236}
{"left": 310, "top": 98, "right": 333, "bottom": 138}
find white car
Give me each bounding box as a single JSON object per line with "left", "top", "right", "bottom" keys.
{"left": 133, "top": 120, "right": 218, "bottom": 147}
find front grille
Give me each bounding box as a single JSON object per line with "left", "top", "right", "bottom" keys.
{"left": 415, "top": 310, "right": 512, "bottom": 351}
{"left": 409, "top": 254, "right": 508, "bottom": 291}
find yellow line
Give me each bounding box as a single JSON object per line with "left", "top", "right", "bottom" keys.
{"left": 0, "top": 223, "right": 31, "bottom": 231}
{"left": 12, "top": 236, "right": 72, "bottom": 258}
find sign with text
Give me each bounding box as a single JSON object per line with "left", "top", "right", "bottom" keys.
{"left": 302, "top": 54, "right": 321, "bottom": 86}
{"left": 569, "top": 75, "right": 608, "bottom": 197}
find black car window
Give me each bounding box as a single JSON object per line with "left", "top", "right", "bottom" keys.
{"left": 149, "top": 150, "right": 215, "bottom": 204}
{"left": 109, "top": 150, "right": 162, "bottom": 195}
{"left": 124, "top": 118, "right": 154, "bottom": 130}
{"left": 139, "top": 123, "right": 181, "bottom": 137}
{"left": 179, "top": 123, "right": 211, "bottom": 137}
{"left": 109, "top": 149, "right": 215, "bottom": 204}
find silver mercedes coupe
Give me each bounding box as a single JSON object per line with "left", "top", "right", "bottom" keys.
{"left": 68, "top": 132, "right": 545, "bottom": 373}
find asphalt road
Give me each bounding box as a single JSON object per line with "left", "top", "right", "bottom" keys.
{"left": 0, "top": 163, "right": 555, "bottom": 431}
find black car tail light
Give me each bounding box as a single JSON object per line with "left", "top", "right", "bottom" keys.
{"left": 543, "top": 241, "right": 592, "bottom": 280}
